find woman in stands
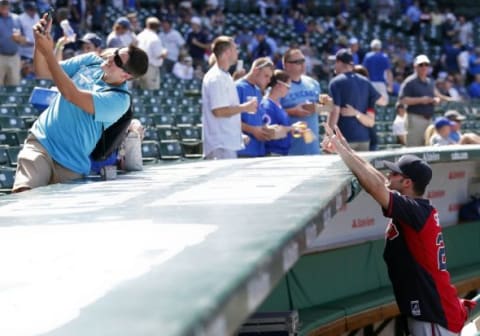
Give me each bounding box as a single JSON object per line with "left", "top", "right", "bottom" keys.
{"left": 260, "top": 70, "right": 292, "bottom": 156}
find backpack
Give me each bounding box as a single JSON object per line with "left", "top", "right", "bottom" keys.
{"left": 90, "top": 87, "right": 133, "bottom": 161}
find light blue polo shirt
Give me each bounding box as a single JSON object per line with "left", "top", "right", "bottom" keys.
{"left": 280, "top": 75, "right": 321, "bottom": 155}
{"left": 31, "top": 53, "right": 129, "bottom": 175}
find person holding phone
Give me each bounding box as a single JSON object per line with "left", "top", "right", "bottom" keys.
{"left": 12, "top": 12, "right": 149, "bottom": 192}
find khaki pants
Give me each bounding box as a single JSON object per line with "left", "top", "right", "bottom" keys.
{"left": 0, "top": 54, "right": 21, "bottom": 86}
{"left": 349, "top": 141, "right": 370, "bottom": 152}
{"left": 372, "top": 82, "right": 389, "bottom": 105}
{"left": 406, "top": 113, "right": 432, "bottom": 147}
{"left": 12, "top": 135, "right": 83, "bottom": 192}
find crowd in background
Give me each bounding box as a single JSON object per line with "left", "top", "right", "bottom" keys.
{"left": 1, "top": 0, "right": 480, "bottom": 160}
{"left": 1, "top": 0, "right": 480, "bottom": 95}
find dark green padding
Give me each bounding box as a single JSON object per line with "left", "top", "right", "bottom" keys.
{"left": 258, "top": 221, "right": 480, "bottom": 335}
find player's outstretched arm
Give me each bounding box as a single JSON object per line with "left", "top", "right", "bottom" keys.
{"left": 323, "top": 124, "right": 390, "bottom": 208}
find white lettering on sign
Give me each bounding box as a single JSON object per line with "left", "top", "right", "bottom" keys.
{"left": 451, "top": 152, "right": 469, "bottom": 161}
{"left": 423, "top": 152, "right": 440, "bottom": 162}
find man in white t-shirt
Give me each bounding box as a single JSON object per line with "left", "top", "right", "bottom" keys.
{"left": 202, "top": 36, "right": 257, "bottom": 159}
{"left": 159, "top": 18, "right": 185, "bottom": 73}
{"left": 392, "top": 101, "right": 407, "bottom": 146}
{"left": 136, "top": 17, "right": 167, "bottom": 90}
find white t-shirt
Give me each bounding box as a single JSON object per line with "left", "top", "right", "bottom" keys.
{"left": 159, "top": 29, "right": 185, "bottom": 62}
{"left": 172, "top": 62, "right": 193, "bottom": 80}
{"left": 392, "top": 115, "right": 407, "bottom": 135}
{"left": 137, "top": 29, "right": 165, "bottom": 67}
{"left": 202, "top": 64, "right": 242, "bottom": 156}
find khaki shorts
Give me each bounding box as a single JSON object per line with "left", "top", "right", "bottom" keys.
{"left": 12, "top": 135, "right": 83, "bottom": 192}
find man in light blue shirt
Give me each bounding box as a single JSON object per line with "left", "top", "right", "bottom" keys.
{"left": 12, "top": 14, "right": 148, "bottom": 192}
{"left": 280, "top": 48, "right": 321, "bottom": 155}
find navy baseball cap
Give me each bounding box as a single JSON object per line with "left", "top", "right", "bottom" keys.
{"left": 383, "top": 155, "right": 432, "bottom": 190}
{"left": 80, "top": 33, "right": 102, "bottom": 48}
{"left": 335, "top": 48, "right": 354, "bottom": 65}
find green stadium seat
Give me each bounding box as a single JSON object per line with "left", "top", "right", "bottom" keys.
{"left": 152, "top": 114, "right": 175, "bottom": 128}
{"left": 0, "top": 166, "right": 15, "bottom": 190}
{"left": 0, "top": 130, "right": 24, "bottom": 146}
{"left": 159, "top": 141, "right": 183, "bottom": 160}
{"left": 143, "top": 127, "right": 159, "bottom": 141}
{"left": 157, "top": 127, "right": 178, "bottom": 142}
{"left": 141, "top": 140, "right": 160, "bottom": 163}
{"left": 178, "top": 126, "right": 201, "bottom": 142}
{"left": 16, "top": 105, "right": 37, "bottom": 117}
{"left": 0, "top": 145, "right": 9, "bottom": 166}
{"left": 6, "top": 146, "right": 21, "bottom": 166}
{"left": 0, "top": 116, "right": 26, "bottom": 130}
{"left": 175, "top": 114, "right": 195, "bottom": 127}
{"left": 0, "top": 105, "right": 17, "bottom": 117}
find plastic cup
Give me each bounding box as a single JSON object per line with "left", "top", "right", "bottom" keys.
{"left": 245, "top": 96, "right": 257, "bottom": 114}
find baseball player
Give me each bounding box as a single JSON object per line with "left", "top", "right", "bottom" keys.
{"left": 322, "top": 124, "right": 475, "bottom": 335}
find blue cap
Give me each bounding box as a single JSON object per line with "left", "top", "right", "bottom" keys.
{"left": 80, "top": 33, "right": 102, "bottom": 48}
{"left": 255, "top": 27, "right": 267, "bottom": 35}
{"left": 434, "top": 117, "right": 455, "bottom": 129}
{"left": 115, "top": 17, "right": 131, "bottom": 29}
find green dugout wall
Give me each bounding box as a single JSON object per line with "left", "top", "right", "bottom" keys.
{"left": 0, "top": 145, "right": 479, "bottom": 336}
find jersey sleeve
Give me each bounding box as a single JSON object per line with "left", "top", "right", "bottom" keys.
{"left": 382, "top": 191, "right": 431, "bottom": 231}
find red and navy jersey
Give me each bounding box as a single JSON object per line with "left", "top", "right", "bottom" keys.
{"left": 382, "top": 192, "right": 467, "bottom": 332}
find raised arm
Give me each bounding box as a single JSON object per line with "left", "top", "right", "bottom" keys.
{"left": 323, "top": 124, "right": 390, "bottom": 208}
{"left": 33, "top": 17, "right": 94, "bottom": 114}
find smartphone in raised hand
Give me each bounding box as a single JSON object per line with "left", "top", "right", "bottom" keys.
{"left": 40, "top": 7, "right": 54, "bottom": 34}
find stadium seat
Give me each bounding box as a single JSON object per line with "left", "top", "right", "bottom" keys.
{"left": 16, "top": 105, "right": 37, "bottom": 117}
{"left": 0, "top": 166, "right": 15, "bottom": 191}
{"left": 157, "top": 127, "right": 178, "bottom": 142}
{"left": 179, "top": 127, "right": 203, "bottom": 159}
{"left": 0, "top": 105, "right": 17, "bottom": 117}
{"left": 159, "top": 141, "right": 183, "bottom": 160}
{"left": 152, "top": 114, "right": 175, "bottom": 128}
{"left": 136, "top": 115, "right": 154, "bottom": 128}
{"left": 0, "top": 116, "right": 26, "bottom": 130}
{"left": 144, "top": 104, "right": 162, "bottom": 114}
{"left": 7, "top": 146, "right": 21, "bottom": 166}
{"left": 141, "top": 140, "right": 160, "bottom": 163}
{"left": 0, "top": 145, "right": 9, "bottom": 166}
{"left": 143, "top": 127, "right": 159, "bottom": 141}
{"left": 0, "top": 130, "right": 25, "bottom": 146}
{"left": 178, "top": 126, "right": 201, "bottom": 142}
{"left": 175, "top": 114, "right": 195, "bottom": 127}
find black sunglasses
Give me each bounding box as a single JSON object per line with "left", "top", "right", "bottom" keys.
{"left": 417, "top": 63, "right": 430, "bottom": 67}
{"left": 114, "top": 49, "right": 131, "bottom": 74}
{"left": 287, "top": 58, "right": 306, "bottom": 65}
